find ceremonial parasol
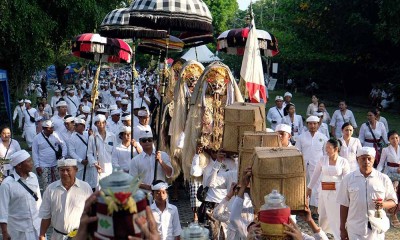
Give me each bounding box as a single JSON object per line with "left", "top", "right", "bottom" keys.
{"left": 100, "top": 8, "right": 168, "bottom": 39}
{"left": 179, "top": 31, "right": 214, "bottom": 48}
{"left": 217, "top": 27, "right": 279, "bottom": 57}
{"left": 129, "top": 0, "right": 213, "bottom": 33}
{"left": 137, "top": 35, "right": 185, "bottom": 57}
{"left": 71, "top": 33, "right": 132, "bottom": 179}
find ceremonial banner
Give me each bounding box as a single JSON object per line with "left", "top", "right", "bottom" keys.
{"left": 240, "top": 19, "right": 266, "bottom": 103}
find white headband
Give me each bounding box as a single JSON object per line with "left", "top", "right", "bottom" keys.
{"left": 151, "top": 182, "right": 169, "bottom": 190}
{"left": 58, "top": 158, "right": 77, "bottom": 167}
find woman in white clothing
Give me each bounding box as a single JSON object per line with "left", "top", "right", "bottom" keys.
{"left": 339, "top": 123, "right": 362, "bottom": 172}
{"left": 307, "top": 139, "right": 350, "bottom": 240}
{"left": 358, "top": 109, "right": 388, "bottom": 167}
{"left": 306, "top": 95, "right": 319, "bottom": 117}
{"left": 318, "top": 102, "right": 331, "bottom": 125}
{"left": 376, "top": 130, "right": 400, "bottom": 228}
{"left": 281, "top": 103, "right": 303, "bottom": 143}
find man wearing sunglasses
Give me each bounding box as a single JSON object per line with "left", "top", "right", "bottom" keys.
{"left": 129, "top": 130, "right": 173, "bottom": 192}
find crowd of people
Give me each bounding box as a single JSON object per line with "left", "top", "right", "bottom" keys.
{"left": 266, "top": 93, "right": 399, "bottom": 239}
{"left": 0, "top": 66, "right": 399, "bottom": 240}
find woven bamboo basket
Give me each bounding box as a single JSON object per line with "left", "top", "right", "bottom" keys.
{"left": 223, "top": 103, "right": 266, "bottom": 153}
{"left": 238, "top": 131, "right": 281, "bottom": 181}
{"left": 251, "top": 147, "right": 307, "bottom": 214}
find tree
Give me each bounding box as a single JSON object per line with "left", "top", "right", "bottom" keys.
{"left": 203, "top": 0, "right": 239, "bottom": 35}
{"left": 0, "top": 0, "right": 55, "bottom": 95}
{"left": 35, "top": 0, "right": 121, "bottom": 83}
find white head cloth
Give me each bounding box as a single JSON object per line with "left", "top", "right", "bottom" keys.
{"left": 357, "top": 147, "right": 376, "bottom": 157}
{"left": 275, "top": 124, "right": 292, "bottom": 134}
{"left": 9, "top": 150, "right": 30, "bottom": 167}
{"left": 306, "top": 116, "right": 320, "bottom": 123}
{"left": 58, "top": 158, "right": 77, "bottom": 167}
{"left": 151, "top": 182, "right": 169, "bottom": 190}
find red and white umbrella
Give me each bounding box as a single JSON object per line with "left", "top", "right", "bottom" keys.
{"left": 72, "top": 33, "right": 132, "bottom": 63}
{"left": 217, "top": 27, "right": 279, "bottom": 57}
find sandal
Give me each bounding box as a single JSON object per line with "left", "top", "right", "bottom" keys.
{"left": 391, "top": 216, "right": 400, "bottom": 228}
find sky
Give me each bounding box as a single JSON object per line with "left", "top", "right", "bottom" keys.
{"left": 238, "top": 0, "right": 259, "bottom": 10}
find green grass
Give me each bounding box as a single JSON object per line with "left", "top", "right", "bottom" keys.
{"left": 266, "top": 90, "right": 400, "bottom": 135}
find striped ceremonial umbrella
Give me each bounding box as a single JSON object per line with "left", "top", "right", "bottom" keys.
{"left": 179, "top": 31, "right": 214, "bottom": 48}
{"left": 72, "top": 33, "right": 132, "bottom": 63}
{"left": 100, "top": 8, "right": 167, "bottom": 39}
{"left": 71, "top": 33, "right": 132, "bottom": 180}
{"left": 137, "top": 35, "right": 185, "bottom": 56}
{"left": 217, "top": 27, "right": 279, "bottom": 57}
{"left": 128, "top": 0, "right": 213, "bottom": 33}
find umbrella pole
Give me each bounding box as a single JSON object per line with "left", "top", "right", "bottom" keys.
{"left": 83, "top": 59, "right": 101, "bottom": 181}
{"left": 195, "top": 47, "right": 198, "bottom": 61}
{"left": 131, "top": 40, "right": 137, "bottom": 159}
{"left": 153, "top": 33, "right": 170, "bottom": 183}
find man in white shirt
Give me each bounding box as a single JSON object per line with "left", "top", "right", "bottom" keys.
{"left": 87, "top": 114, "right": 117, "bottom": 183}
{"left": 275, "top": 124, "right": 293, "bottom": 147}
{"left": 202, "top": 149, "right": 237, "bottom": 239}
{"left": 266, "top": 96, "right": 284, "bottom": 130}
{"left": 282, "top": 92, "right": 293, "bottom": 109}
{"left": 296, "top": 116, "right": 328, "bottom": 209}
{"left": 57, "top": 115, "right": 75, "bottom": 156}
{"left": 84, "top": 81, "right": 92, "bottom": 95}
{"left": 336, "top": 147, "right": 397, "bottom": 240}
{"left": 133, "top": 109, "right": 152, "bottom": 142}
{"left": 32, "top": 120, "right": 67, "bottom": 191}
{"left": 65, "top": 89, "right": 80, "bottom": 116}
{"left": 80, "top": 95, "right": 92, "bottom": 109}
{"left": 151, "top": 181, "right": 182, "bottom": 240}
{"left": 106, "top": 109, "right": 123, "bottom": 134}
{"left": 38, "top": 159, "right": 92, "bottom": 240}
{"left": 330, "top": 100, "right": 358, "bottom": 138}
{"left": 12, "top": 99, "right": 25, "bottom": 130}
{"left": 112, "top": 126, "right": 142, "bottom": 172}
{"left": 22, "top": 99, "right": 37, "bottom": 148}
{"left": 50, "top": 89, "right": 61, "bottom": 112}
{"left": 129, "top": 130, "right": 173, "bottom": 191}
{"left": 121, "top": 113, "right": 132, "bottom": 127}
{"left": 120, "top": 99, "right": 131, "bottom": 115}
{"left": 134, "top": 88, "right": 150, "bottom": 111}
{"left": 51, "top": 101, "right": 68, "bottom": 132}
{"left": 0, "top": 150, "right": 42, "bottom": 240}
{"left": 68, "top": 118, "right": 97, "bottom": 190}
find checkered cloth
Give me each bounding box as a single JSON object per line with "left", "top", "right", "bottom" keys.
{"left": 130, "top": 0, "right": 212, "bottom": 18}
{"left": 101, "top": 8, "right": 130, "bottom": 26}
{"left": 189, "top": 177, "right": 202, "bottom": 208}
{"left": 129, "top": 0, "right": 213, "bottom": 32}
{"left": 100, "top": 7, "right": 168, "bottom": 39}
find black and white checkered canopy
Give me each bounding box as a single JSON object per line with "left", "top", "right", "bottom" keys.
{"left": 100, "top": 8, "right": 168, "bottom": 39}
{"left": 128, "top": 0, "right": 213, "bottom": 32}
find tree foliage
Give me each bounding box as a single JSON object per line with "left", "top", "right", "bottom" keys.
{"left": 247, "top": 0, "right": 400, "bottom": 98}
{"left": 203, "top": 0, "right": 239, "bottom": 35}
